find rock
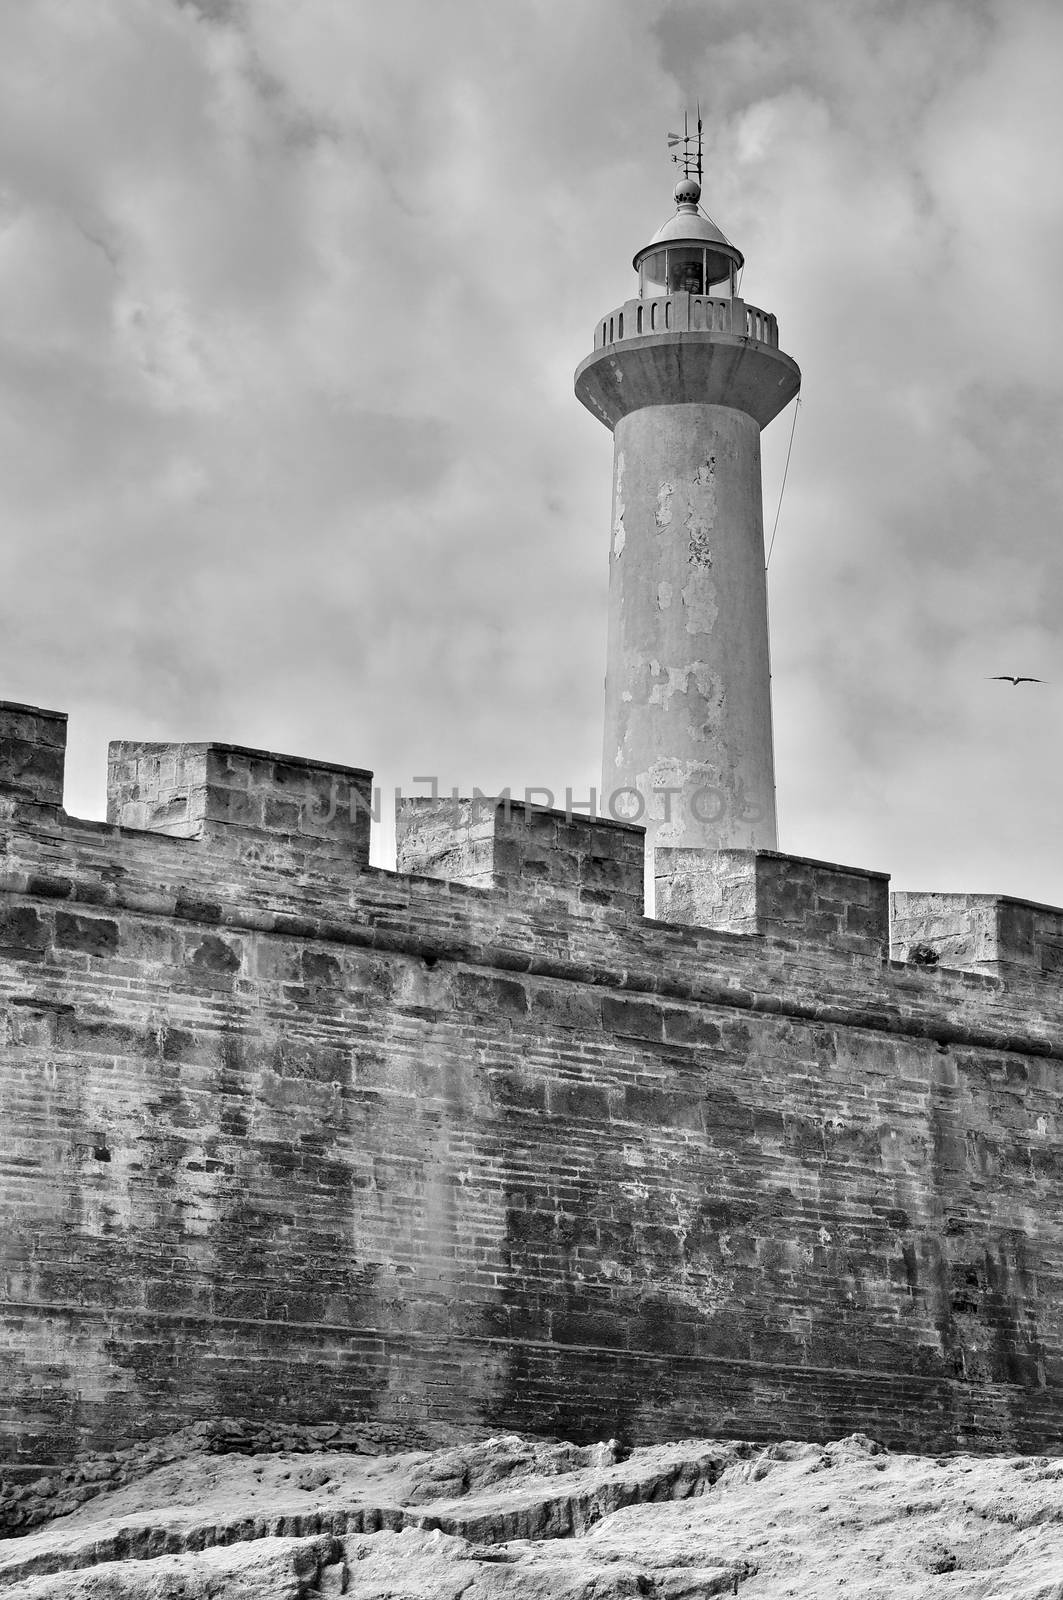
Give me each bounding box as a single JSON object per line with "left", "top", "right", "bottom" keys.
{"left": 4, "top": 1430, "right": 1063, "bottom": 1598}
{"left": 11, "top": 1533, "right": 337, "bottom": 1598}
{"left": 294, "top": 1465, "right": 332, "bottom": 1491}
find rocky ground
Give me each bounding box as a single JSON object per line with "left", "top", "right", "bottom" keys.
{"left": 2, "top": 1430, "right": 1063, "bottom": 1598}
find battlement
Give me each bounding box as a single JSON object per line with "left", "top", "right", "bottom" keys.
{"left": 0, "top": 701, "right": 67, "bottom": 815}
{"left": 106, "top": 740, "right": 374, "bottom": 865}
{"left": 4, "top": 699, "right": 1063, "bottom": 1470}
{"left": 656, "top": 847, "right": 890, "bottom": 960}
{"left": 2, "top": 706, "right": 1062, "bottom": 975}
{"left": 891, "top": 891, "right": 1063, "bottom": 979}
{"left": 396, "top": 797, "right": 645, "bottom": 919}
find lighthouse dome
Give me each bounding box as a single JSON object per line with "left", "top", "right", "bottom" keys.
{"left": 633, "top": 182, "right": 744, "bottom": 293}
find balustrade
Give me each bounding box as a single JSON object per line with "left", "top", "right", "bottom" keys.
{"left": 595, "top": 294, "right": 779, "bottom": 352}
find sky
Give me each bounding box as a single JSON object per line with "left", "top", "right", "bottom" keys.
{"left": 1, "top": 0, "right": 1062, "bottom": 904}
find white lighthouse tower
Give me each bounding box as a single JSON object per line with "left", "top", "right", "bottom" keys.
{"left": 575, "top": 158, "right": 800, "bottom": 886}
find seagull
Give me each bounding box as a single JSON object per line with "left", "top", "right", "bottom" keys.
{"left": 987, "top": 675, "right": 1045, "bottom": 686}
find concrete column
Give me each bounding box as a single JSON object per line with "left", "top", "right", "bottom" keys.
{"left": 602, "top": 402, "right": 777, "bottom": 858}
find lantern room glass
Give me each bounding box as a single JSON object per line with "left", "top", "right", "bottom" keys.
{"left": 637, "top": 246, "right": 737, "bottom": 300}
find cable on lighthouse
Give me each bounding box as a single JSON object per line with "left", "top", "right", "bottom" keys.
{"left": 765, "top": 395, "right": 801, "bottom": 570}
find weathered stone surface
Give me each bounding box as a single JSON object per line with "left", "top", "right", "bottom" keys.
{"left": 106, "top": 742, "right": 373, "bottom": 864}
{"left": 396, "top": 795, "right": 498, "bottom": 888}
{"left": 12, "top": 1534, "right": 340, "bottom": 1598}
{"left": 0, "top": 1419, "right": 504, "bottom": 1540}
{"left": 658, "top": 847, "right": 890, "bottom": 958}
{"left": 396, "top": 798, "right": 645, "bottom": 918}
{"left": 0, "top": 704, "right": 67, "bottom": 813}
{"left": 892, "top": 891, "right": 1063, "bottom": 978}
{"left": 5, "top": 1431, "right": 1063, "bottom": 1598}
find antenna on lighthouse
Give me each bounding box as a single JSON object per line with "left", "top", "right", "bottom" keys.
{"left": 667, "top": 107, "right": 704, "bottom": 184}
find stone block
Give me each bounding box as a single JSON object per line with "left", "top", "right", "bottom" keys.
{"left": 0, "top": 701, "right": 67, "bottom": 812}
{"left": 891, "top": 892, "right": 1063, "bottom": 978}
{"left": 396, "top": 797, "right": 645, "bottom": 917}
{"left": 656, "top": 847, "right": 889, "bottom": 958}
{"left": 395, "top": 797, "right": 497, "bottom": 889}
{"left": 107, "top": 741, "right": 373, "bottom": 863}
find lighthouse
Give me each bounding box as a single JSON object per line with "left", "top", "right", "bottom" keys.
{"left": 575, "top": 165, "right": 800, "bottom": 886}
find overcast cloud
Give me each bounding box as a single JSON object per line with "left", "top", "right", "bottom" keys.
{"left": 1, "top": 0, "right": 1061, "bottom": 903}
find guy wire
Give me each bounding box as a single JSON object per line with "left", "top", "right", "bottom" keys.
{"left": 765, "top": 395, "right": 801, "bottom": 570}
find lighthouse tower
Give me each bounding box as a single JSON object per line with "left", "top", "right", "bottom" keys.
{"left": 575, "top": 169, "right": 800, "bottom": 882}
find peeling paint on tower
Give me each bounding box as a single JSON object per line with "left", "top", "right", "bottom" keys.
{"left": 686, "top": 456, "right": 716, "bottom": 567}
{"left": 611, "top": 451, "right": 626, "bottom": 559}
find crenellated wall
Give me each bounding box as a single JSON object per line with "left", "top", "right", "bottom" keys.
{"left": 3, "top": 699, "right": 1063, "bottom": 1482}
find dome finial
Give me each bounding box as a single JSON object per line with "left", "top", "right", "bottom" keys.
{"left": 674, "top": 176, "right": 701, "bottom": 209}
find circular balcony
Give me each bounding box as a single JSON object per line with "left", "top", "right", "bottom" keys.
{"left": 575, "top": 293, "right": 799, "bottom": 432}
{"left": 594, "top": 294, "right": 778, "bottom": 351}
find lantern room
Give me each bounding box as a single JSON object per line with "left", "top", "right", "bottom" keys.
{"left": 632, "top": 177, "right": 743, "bottom": 298}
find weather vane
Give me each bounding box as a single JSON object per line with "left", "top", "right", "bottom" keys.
{"left": 667, "top": 102, "right": 703, "bottom": 186}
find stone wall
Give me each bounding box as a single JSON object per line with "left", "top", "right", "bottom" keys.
{"left": 3, "top": 702, "right": 1063, "bottom": 1483}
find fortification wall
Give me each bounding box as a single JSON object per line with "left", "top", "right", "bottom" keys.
{"left": 3, "top": 701, "right": 1063, "bottom": 1478}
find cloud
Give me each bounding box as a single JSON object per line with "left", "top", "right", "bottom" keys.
{"left": 0, "top": 0, "right": 1061, "bottom": 903}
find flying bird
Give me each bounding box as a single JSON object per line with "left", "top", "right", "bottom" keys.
{"left": 987, "top": 675, "right": 1045, "bottom": 686}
